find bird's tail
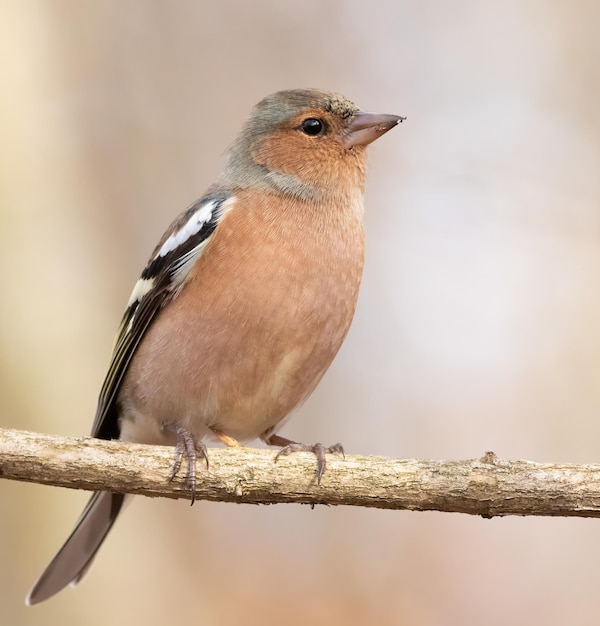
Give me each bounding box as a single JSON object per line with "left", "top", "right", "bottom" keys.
{"left": 26, "top": 491, "right": 127, "bottom": 605}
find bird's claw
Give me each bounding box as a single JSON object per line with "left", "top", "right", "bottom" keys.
{"left": 274, "top": 441, "right": 344, "bottom": 484}
{"left": 166, "top": 424, "right": 208, "bottom": 505}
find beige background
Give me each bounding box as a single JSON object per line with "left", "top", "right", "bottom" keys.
{"left": 2, "top": 1, "right": 600, "bottom": 625}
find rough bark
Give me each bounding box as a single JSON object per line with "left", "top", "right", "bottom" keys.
{"left": 2, "top": 427, "right": 600, "bottom": 517}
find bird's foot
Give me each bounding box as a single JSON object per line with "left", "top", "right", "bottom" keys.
{"left": 266, "top": 434, "right": 344, "bottom": 484}
{"left": 165, "top": 423, "right": 208, "bottom": 505}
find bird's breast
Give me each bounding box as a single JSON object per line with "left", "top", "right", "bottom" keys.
{"left": 119, "top": 190, "right": 365, "bottom": 443}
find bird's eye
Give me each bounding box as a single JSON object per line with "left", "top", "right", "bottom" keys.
{"left": 300, "top": 118, "right": 325, "bottom": 136}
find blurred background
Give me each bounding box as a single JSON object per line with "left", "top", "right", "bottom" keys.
{"left": 1, "top": 1, "right": 600, "bottom": 624}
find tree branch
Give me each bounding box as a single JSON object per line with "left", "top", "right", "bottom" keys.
{"left": 2, "top": 426, "right": 600, "bottom": 517}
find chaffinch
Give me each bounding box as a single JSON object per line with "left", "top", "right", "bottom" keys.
{"left": 27, "top": 88, "right": 402, "bottom": 605}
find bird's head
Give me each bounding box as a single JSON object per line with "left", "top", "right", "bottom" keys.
{"left": 221, "top": 89, "right": 403, "bottom": 201}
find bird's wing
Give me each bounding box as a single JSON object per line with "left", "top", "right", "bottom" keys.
{"left": 91, "top": 190, "right": 236, "bottom": 439}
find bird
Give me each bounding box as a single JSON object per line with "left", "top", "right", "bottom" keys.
{"left": 26, "top": 88, "right": 403, "bottom": 605}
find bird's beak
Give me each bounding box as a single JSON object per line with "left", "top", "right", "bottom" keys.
{"left": 343, "top": 112, "right": 405, "bottom": 147}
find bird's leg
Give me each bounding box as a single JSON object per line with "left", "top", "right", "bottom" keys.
{"left": 209, "top": 427, "right": 243, "bottom": 447}
{"left": 165, "top": 423, "right": 208, "bottom": 505}
{"left": 263, "top": 433, "right": 344, "bottom": 484}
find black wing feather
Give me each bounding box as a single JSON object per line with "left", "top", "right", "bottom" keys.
{"left": 91, "top": 191, "right": 231, "bottom": 440}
